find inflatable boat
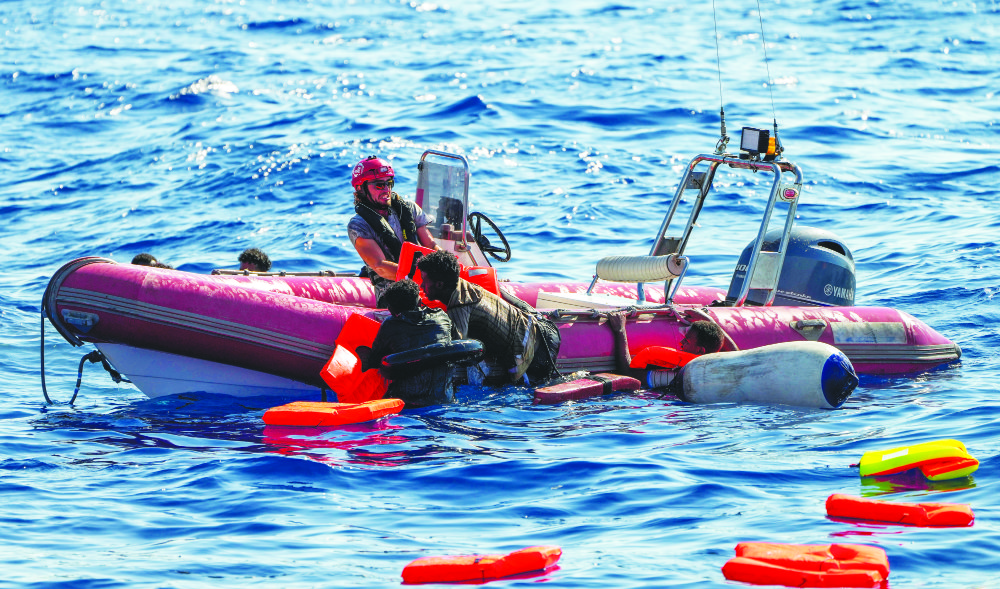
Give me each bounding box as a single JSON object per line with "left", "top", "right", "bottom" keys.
{"left": 41, "top": 147, "right": 961, "bottom": 400}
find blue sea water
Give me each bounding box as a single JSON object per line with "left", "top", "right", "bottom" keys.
{"left": 2, "top": 0, "right": 999, "bottom": 586}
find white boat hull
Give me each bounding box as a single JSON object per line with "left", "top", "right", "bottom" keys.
{"left": 97, "top": 343, "right": 323, "bottom": 399}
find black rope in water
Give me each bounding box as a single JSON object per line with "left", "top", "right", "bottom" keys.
{"left": 40, "top": 311, "right": 53, "bottom": 405}
{"left": 68, "top": 352, "right": 97, "bottom": 406}
{"left": 68, "top": 351, "right": 130, "bottom": 405}
{"left": 40, "top": 310, "right": 129, "bottom": 405}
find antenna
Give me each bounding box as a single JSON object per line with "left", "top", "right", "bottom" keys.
{"left": 756, "top": 0, "right": 784, "bottom": 160}
{"left": 711, "top": 0, "right": 729, "bottom": 155}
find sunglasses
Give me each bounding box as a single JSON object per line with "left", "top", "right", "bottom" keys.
{"left": 370, "top": 180, "right": 394, "bottom": 190}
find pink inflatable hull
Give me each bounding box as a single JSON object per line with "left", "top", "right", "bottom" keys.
{"left": 44, "top": 258, "right": 961, "bottom": 395}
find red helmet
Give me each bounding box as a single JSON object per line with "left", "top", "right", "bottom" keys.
{"left": 351, "top": 155, "right": 394, "bottom": 189}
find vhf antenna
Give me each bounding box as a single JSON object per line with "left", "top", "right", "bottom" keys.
{"left": 757, "top": 0, "right": 784, "bottom": 161}
{"left": 712, "top": 0, "right": 729, "bottom": 155}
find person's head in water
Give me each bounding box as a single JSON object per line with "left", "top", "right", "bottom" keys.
{"left": 131, "top": 253, "right": 158, "bottom": 266}
{"left": 679, "top": 320, "right": 725, "bottom": 355}
{"left": 239, "top": 247, "right": 271, "bottom": 272}
{"left": 416, "top": 250, "right": 461, "bottom": 304}
{"left": 351, "top": 155, "right": 395, "bottom": 211}
{"left": 380, "top": 279, "right": 422, "bottom": 316}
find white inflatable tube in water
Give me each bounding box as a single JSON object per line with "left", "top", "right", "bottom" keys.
{"left": 672, "top": 341, "right": 859, "bottom": 409}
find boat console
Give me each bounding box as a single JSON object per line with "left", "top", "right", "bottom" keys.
{"left": 414, "top": 150, "right": 510, "bottom": 268}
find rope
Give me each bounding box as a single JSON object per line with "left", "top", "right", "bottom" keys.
{"left": 40, "top": 310, "right": 130, "bottom": 405}
{"left": 41, "top": 312, "right": 53, "bottom": 404}
{"left": 68, "top": 353, "right": 94, "bottom": 405}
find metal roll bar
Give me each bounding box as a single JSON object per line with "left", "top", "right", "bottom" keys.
{"left": 650, "top": 153, "right": 804, "bottom": 307}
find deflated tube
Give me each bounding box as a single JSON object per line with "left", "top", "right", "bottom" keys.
{"left": 674, "top": 341, "right": 859, "bottom": 409}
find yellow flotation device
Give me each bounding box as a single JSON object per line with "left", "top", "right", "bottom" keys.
{"left": 858, "top": 439, "right": 979, "bottom": 481}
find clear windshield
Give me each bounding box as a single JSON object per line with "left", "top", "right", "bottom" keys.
{"left": 416, "top": 159, "right": 468, "bottom": 234}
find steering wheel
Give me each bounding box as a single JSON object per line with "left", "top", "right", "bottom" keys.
{"left": 467, "top": 211, "right": 512, "bottom": 262}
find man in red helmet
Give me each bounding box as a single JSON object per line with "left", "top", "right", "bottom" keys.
{"left": 347, "top": 155, "right": 441, "bottom": 304}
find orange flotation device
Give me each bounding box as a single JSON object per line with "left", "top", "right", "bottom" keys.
{"left": 401, "top": 545, "right": 561, "bottom": 585}
{"left": 460, "top": 264, "right": 500, "bottom": 295}
{"left": 858, "top": 439, "right": 979, "bottom": 481}
{"left": 397, "top": 241, "right": 500, "bottom": 296}
{"left": 262, "top": 399, "right": 404, "bottom": 427}
{"left": 721, "top": 542, "right": 889, "bottom": 588}
{"left": 320, "top": 314, "right": 388, "bottom": 403}
{"left": 826, "top": 493, "right": 974, "bottom": 527}
{"left": 629, "top": 346, "right": 698, "bottom": 370}
{"left": 396, "top": 242, "right": 435, "bottom": 283}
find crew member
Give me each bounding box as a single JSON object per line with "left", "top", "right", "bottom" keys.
{"left": 347, "top": 155, "right": 440, "bottom": 304}
{"left": 416, "top": 250, "right": 561, "bottom": 385}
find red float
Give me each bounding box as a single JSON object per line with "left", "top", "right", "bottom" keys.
{"left": 262, "top": 399, "right": 404, "bottom": 427}
{"left": 402, "top": 545, "right": 561, "bottom": 584}
{"left": 721, "top": 542, "right": 889, "bottom": 588}
{"left": 826, "top": 493, "right": 974, "bottom": 527}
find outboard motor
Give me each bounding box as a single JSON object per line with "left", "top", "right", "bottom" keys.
{"left": 726, "top": 226, "right": 855, "bottom": 306}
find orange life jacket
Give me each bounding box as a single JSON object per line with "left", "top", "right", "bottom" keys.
{"left": 826, "top": 493, "right": 974, "bottom": 527}
{"left": 320, "top": 314, "right": 388, "bottom": 403}
{"left": 262, "top": 399, "right": 404, "bottom": 427}
{"left": 397, "top": 241, "right": 500, "bottom": 299}
{"left": 629, "top": 346, "right": 698, "bottom": 370}
{"left": 401, "top": 545, "right": 561, "bottom": 584}
{"left": 721, "top": 542, "right": 889, "bottom": 587}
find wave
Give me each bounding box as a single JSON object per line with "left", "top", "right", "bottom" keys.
{"left": 241, "top": 17, "right": 313, "bottom": 31}
{"left": 412, "top": 94, "right": 496, "bottom": 122}
{"left": 168, "top": 75, "right": 240, "bottom": 101}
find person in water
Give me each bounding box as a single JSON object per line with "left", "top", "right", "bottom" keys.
{"left": 679, "top": 320, "right": 726, "bottom": 355}
{"left": 131, "top": 253, "right": 173, "bottom": 269}
{"left": 366, "top": 279, "right": 455, "bottom": 407}
{"left": 238, "top": 247, "right": 271, "bottom": 272}
{"left": 131, "top": 253, "right": 158, "bottom": 266}
{"left": 416, "top": 250, "right": 561, "bottom": 385}
{"left": 347, "top": 155, "right": 441, "bottom": 305}
{"left": 610, "top": 313, "right": 725, "bottom": 376}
